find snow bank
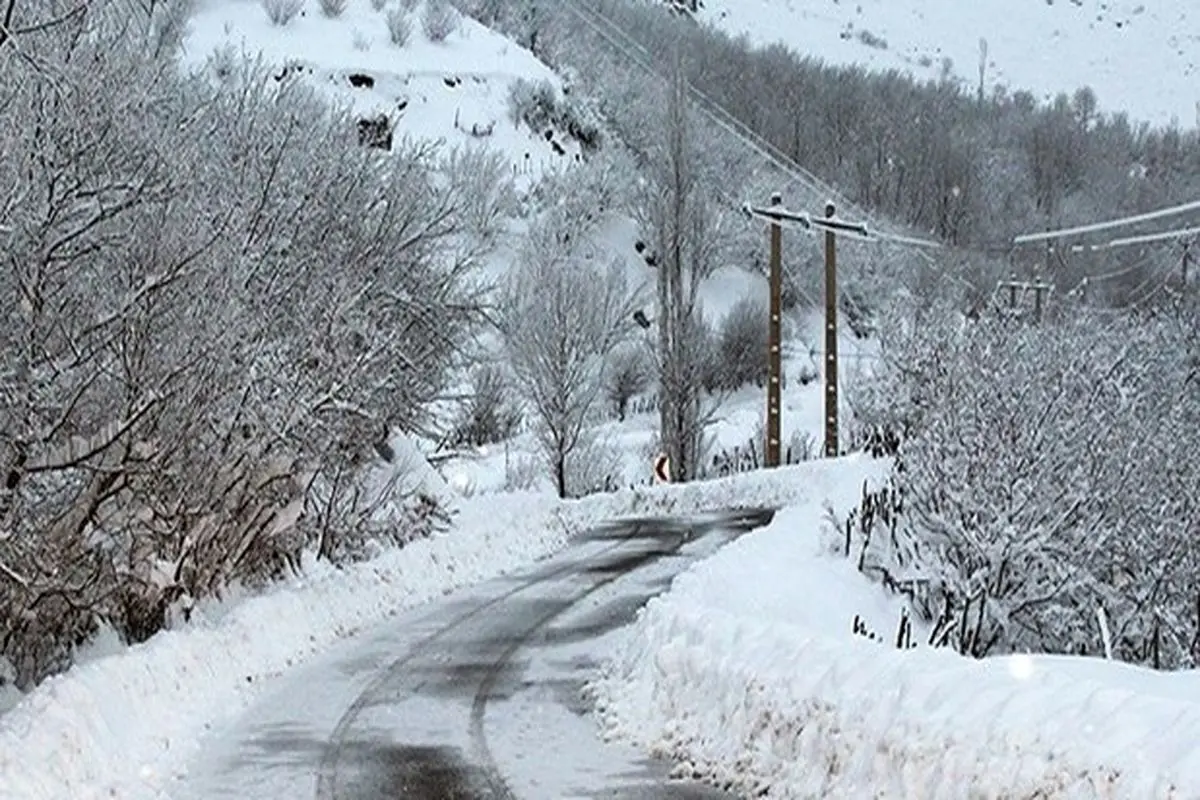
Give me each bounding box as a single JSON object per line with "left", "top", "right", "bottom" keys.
{"left": 0, "top": 491, "right": 574, "bottom": 800}
{"left": 603, "top": 452, "right": 890, "bottom": 520}
{"left": 590, "top": 459, "right": 1200, "bottom": 798}
{"left": 0, "top": 457, "right": 866, "bottom": 800}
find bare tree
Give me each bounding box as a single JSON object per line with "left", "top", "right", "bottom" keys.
{"left": 497, "top": 213, "right": 639, "bottom": 498}
{"left": 605, "top": 344, "right": 652, "bottom": 421}
{"left": 634, "top": 59, "right": 729, "bottom": 482}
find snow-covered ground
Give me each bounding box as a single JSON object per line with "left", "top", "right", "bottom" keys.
{"left": 696, "top": 0, "right": 1200, "bottom": 128}
{"left": 589, "top": 454, "right": 1200, "bottom": 798}
{"left": 0, "top": 462, "right": 870, "bottom": 800}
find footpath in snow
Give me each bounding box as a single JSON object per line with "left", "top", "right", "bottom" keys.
{"left": 0, "top": 457, "right": 843, "bottom": 800}
{"left": 589, "top": 456, "right": 1200, "bottom": 798}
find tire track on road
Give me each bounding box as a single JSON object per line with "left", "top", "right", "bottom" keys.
{"left": 315, "top": 523, "right": 649, "bottom": 799}
{"left": 465, "top": 536, "right": 687, "bottom": 798}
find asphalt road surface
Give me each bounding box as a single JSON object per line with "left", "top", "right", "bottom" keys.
{"left": 178, "top": 509, "right": 773, "bottom": 800}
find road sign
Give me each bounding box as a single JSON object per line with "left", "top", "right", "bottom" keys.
{"left": 653, "top": 454, "right": 670, "bottom": 483}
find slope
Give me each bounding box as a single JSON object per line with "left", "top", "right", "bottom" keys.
{"left": 182, "top": 0, "right": 581, "bottom": 187}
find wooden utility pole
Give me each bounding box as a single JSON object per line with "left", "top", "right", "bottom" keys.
{"left": 765, "top": 193, "right": 783, "bottom": 468}
{"left": 823, "top": 202, "right": 839, "bottom": 459}
{"left": 744, "top": 199, "right": 889, "bottom": 463}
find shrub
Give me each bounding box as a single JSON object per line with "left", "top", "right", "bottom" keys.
{"left": 318, "top": 0, "right": 348, "bottom": 17}
{"left": 605, "top": 345, "right": 652, "bottom": 420}
{"left": 371, "top": 0, "right": 387, "bottom": 9}
{"left": 421, "top": 0, "right": 459, "bottom": 42}
{"left": 713, "top": 296, "right": 767, "bottom": 390}
{"left": 564, "top": 432, "right": 624, "bottom": 498}
{"left": 503, "top": 452, "right": 542, "bottom": 492}
{"left": 386, "top": 8, "right": 412, "bottom": 45}
{"left": 506, "top": 77, "right": 603, "bottom": 152}
{"left": 845, "top": 305, "right": 1200, "bottom": 667}
{"left": 1, "top": 10, "right": 481, "bottom": 689}
{"left": 857, "top": 28, "right": 888, "bottom": 50}
{"left": 262, "top": 0, "right": 303, "bottom": 26}
{"left": 448, "top": 365, "right": 522, "bottom": 448}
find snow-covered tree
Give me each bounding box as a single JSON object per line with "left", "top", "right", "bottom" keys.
{"left": 634, "top": 61, "right": 730, "bottom": 482}
{"left": 497, "top": 213, "right": 639, "bottom": 498}
{"left": 850, "top": 300, "right": 1200, "bottom": 666}
{"left": 0, "top": 2, "right": 489, "bottom": 687}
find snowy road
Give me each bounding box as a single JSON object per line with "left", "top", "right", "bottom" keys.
{"left": 177, "top": 510, "right": 773, "bottom": 800}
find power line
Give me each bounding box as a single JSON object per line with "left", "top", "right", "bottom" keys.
{"left": 570, "top": 0, "right": 1200, "bottom": 316}
{"left": 1064, "top": 250, "right": 1161, "bottom": 296}
{"left": 560, "top": 0, "right": 893, "bottom": 232}
{"left": 1013, "top": 199, "right": 1200, "bottom": 245}
{"left": 1069, "top": 224, "right": 1200, "bottom": 252}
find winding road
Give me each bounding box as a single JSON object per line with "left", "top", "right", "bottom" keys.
{"left": 178, "top": 509, "right": 773, "bottom": 799}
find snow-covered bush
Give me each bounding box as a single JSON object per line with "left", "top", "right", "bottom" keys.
{"left": 605, "top": 344, "right": 653, "bottom": 421}
{"left": 508, "top": 78, "right": 558, "bottom": 130}
{"left": 0, "top": 6, "right": 485, "bottom": 690}
{"left": 371, "top": 0, "right": 388, "bottom": 10}
{"left": 306, "top": 475, "right": 453, "bottom": 564}
{"left": 318, "top": 0, "right": 348, "bottom": 17}
{"left": 507, "top": 77, "right": 604, "bottom": 152}
{"left": 529, "top": 149, "right": 636, "bottom": 228}
{"left": 503, "top": 453, "right": 542, "bottom": 493}
{"left": 386, "top": 8, "right": 413, "bottom": 46}
{"left": 421, "top": 0, "right": 459, "bottom": 42}
{"left": 206, "top": 43, "right": 240, "bottom": 82}
{"left": 449, "top": 365, "right": 523, "bottom": 448}
{"left": 261, "top": 0, "right": 303, "bottom": 26}
{"left": 564, "top": 432, "right": 625, "bottom": 498}
{"left": 713, "top": 296, "right": 768, "bottom": 390}
{"left": 846, "top": 302, "right": 1200, "bottom": 667}
{"left": 440, "top": 146, "right": 518, "bottom": 242}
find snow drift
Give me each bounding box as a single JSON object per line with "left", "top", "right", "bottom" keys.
{"left": 590, "top": 460, "right": 1200, "bottom": 798}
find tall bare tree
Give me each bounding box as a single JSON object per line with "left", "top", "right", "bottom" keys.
{"left": 635, "top": 60, "right": 727, "bottom": 482}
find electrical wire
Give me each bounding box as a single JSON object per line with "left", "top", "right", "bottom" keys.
{"left": 1013, "top": 199, "right": 1200, "bottom": 245}
{"left": 1072, "top": 225, "right": 1200, "bottom": 251}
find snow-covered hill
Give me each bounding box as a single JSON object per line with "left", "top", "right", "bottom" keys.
{"left": 182, "top": 0, "right": 579, "bottom": 187}
{"left": 694, "top": 0, "right": 1199, "bottom": 127}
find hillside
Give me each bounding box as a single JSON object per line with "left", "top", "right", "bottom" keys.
{"left": 183, "top": 0, "right": 580, "bottom": 186}
{"left": 693, "top": 0, "right": 1199, "bottom": 127}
